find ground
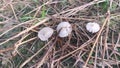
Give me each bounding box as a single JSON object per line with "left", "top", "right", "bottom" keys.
{"left": 0, "top": 0, "right": 120, "bottom": 68}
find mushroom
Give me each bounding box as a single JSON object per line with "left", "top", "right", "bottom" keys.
{"left": 38, "top": 27, "right": 54, "bottom": 41}
{"left": 86, "top": 22, "right": 100, "bottom": 33}
{"left": 57, "top": 22, "right": 72, "bottom": 37}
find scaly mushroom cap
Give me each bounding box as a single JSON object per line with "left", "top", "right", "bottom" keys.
{"left": 38, "top": 27, "right": 54, "bottom": 41}
{"left": 86, "top": 22, "right": 100, "bottom": 33}
{"left": 57, "top": 22, "right": 72, "bottom": 37}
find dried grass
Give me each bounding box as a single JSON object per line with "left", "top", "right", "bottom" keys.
{"left": 0, "top": 0, "right": 120, "bottom": 68}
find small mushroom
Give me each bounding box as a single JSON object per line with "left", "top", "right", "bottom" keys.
{"left": 38, "top": 27, "right": 54, "bottom": 41}
{"left": 86, "top": 22, "right": 100, "bottom": 33}
{"left": 57, "top": 22, "right": 72, "bottom": 37}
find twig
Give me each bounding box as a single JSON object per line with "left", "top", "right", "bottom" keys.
{"left": 36, "top": 39, "right": 56, "bottom": 68}
{"left": 54, "top": 36, "right": 95, "bottom": 62}
{"left": 83, "top": 11, "right": 110, "bottom": 67}
{"left": 19, "top": 39, "right": 53, "bottom": 68}
{"left": 0, "top": 19, "right": 36, "bottom": 37}
{"left": 0, "top": 18, "right": 49, "bottom": 46}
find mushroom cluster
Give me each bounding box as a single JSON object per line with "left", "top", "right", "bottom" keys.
{"left": 38, "top": 22, "right": 72, "bottom": 41}
{"left": 38, "top": 21, "right": 100, "bottom": 41}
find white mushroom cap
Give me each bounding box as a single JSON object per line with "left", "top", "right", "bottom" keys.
{"left": 86, "top": 22, "right": 100, "bottom": 33}
{"left": 38, "top": 27, "right": 54, "bottom": 41}
{"left": 57, "top": 22, "right": 72, "bottom": 37}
